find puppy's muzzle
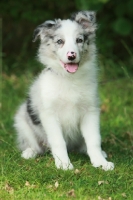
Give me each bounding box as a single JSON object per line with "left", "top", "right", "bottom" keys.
{"left": 67, "top": 51, "right": 76, "bottom": 61}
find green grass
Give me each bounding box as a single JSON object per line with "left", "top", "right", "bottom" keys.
{"left": 0, "top": 67, "right": 133, "bottom": 200}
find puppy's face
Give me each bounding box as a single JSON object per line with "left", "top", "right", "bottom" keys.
{"left": 33, "top": 11, "right": 97, "bottom": 74}
{"left": 52, "top": 20, "right": 85, "bottom": 73}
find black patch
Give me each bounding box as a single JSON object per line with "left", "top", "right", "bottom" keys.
{"left": 45, "top": 23, "right": 54, "bottom": 28}
{"left": 27, "top": 97, "right": 41, "bottom": 125}
{"left": 84, "top": 34, "right": 88, "bottom": 42}
{"left": 89, "top": 14, "right": 94, "bottom": 22}
{"left": 32, "top": 21, "right": 55, "bottom": 42}
{"left": 49, "top": 36, "right": 54, "bottom": 39}
{"left": 82, "top": 11, "right": 88, "bottom": 18}
{"left": 32, "top": 20, "right": 61, "bottom": 42}
{"left": 70, "top": 11, "right": 95, "bottom": 25}
{"left": 39, "top": 22, "right": 55, "bottom": 29}
{"left": 70, "top": 11, "right": 87, "bottom": 21}
{"left": 84, "top": 34, "right": 91, "bottom": 45}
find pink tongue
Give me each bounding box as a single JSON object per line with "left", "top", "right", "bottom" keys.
{"left": 65, "top": 63, "right": 78, "bottom": 73}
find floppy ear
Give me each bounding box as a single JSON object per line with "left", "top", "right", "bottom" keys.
{"left": 33, "top": 20, "right": 56, "bottom": 42}
{"left": 71, "top": 11, "right": 97, "bottom": 32}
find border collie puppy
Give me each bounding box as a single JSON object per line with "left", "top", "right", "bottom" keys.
{"left": 14, "top": 11, "right": 114, "bottom": 171}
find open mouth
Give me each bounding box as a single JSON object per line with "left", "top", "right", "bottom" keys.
{"left": 60, "top": 61, "right": 79, "bottom": 73}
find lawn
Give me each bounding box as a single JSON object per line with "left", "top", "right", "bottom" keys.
{"left": 0, "top": 66, "right": 133, "bottom": 200}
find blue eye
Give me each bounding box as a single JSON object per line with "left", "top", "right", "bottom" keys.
{"left": 76, "top": 38, "right": 83, "bottom": 43}
{"left": 57, "top": 39, "right": 63, "bottom": 44}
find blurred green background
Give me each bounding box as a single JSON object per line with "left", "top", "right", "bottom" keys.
{"left": 1, "top": 0, "right": 133, "bottom": 76}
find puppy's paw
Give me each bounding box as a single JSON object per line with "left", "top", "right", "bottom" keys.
{"left": 101, "top": 161, "right": 114, "bottom": 171}
{"left": 55, "top": 159, "right": 74, "bottom": 170}
{"left": 92, "top": 159, "right": 114, "bottom": 171}
{"left": 21, "top": 148, "right": 36, "bottom": 159}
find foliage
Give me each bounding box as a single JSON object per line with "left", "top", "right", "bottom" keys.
{"left": 0, "top": 0, "right": 133, "bottom": 73}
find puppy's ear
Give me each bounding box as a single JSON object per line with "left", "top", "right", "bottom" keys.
{"left": 71, "top": 11, "right": 97, "bottom": 32}
{"left": 33, "top": 20, "right": 56, "bottom": 42}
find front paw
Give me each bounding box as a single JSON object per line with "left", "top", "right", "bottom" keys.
{"left": 55, "top": 159, "right": 74, "bottom": 170}
{"left": 92, "top": 159, "right": 114, "bottom": 171}
{"left": 21, "top": 148, "right": 37, "bottom": 159}
{"left": 101, "top": 161, "right": 114, "bottom": 171}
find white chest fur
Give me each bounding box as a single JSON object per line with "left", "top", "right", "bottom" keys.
{"left": 31, "top": 70, "right": 98, "bottom": 137}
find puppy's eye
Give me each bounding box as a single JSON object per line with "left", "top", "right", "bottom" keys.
{"left": 76, "top": 38, "right": 83, "bottom": 43}
{"left": 57, "top": 39, "right": 64, "bottom": 44}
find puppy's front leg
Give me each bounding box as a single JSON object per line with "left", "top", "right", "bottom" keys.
{"left": 41, "top": 113, "right": 73, "bottom": 170}
{"left": 81, "top": 110, "right": 114, "bottom": 171}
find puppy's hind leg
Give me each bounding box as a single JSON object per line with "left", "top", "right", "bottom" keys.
{"left": 14, "top": 103, "right": 42, "bottom": 159}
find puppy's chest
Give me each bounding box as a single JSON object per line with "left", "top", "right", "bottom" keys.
{"left": 52, "top": 84, "right": 89, "bottom": 121}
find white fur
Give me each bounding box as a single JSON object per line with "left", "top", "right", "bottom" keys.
{"left": 14, "top": 11, "right": 114, "bottom": 170}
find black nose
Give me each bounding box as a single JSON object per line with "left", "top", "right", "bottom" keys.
{"left": 67, "top": 51, "right": 76, "bottom": 61}
{"left": 68, "top": 56, "right": 76, "bottom": 61}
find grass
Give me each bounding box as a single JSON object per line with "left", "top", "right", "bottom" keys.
{"left": 0, "top": 63, "right": 133, "bottom": 200}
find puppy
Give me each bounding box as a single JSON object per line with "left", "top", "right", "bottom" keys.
{"left": 14, "top": 11, "right": 114, "bottom": 170}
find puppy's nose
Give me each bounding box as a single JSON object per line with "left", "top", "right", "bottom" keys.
{"left": 67, "top": 51, "right": 76, "bottom": 61}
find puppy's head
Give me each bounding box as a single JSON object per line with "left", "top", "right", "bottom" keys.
{"left": 33, "top": 11, "right": 97, "bottom": 75}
